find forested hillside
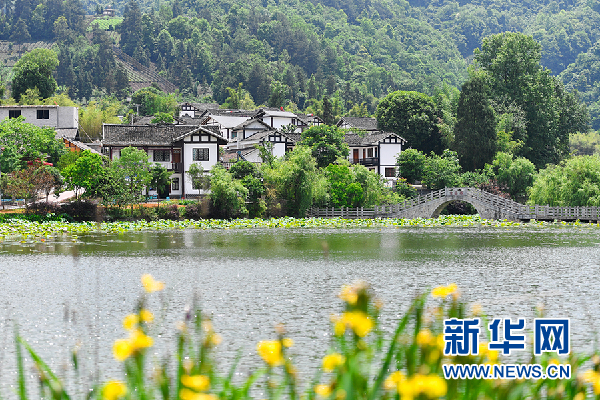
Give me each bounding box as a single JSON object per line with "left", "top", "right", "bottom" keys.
{"left": 2, "top": 0, "right": 600, "bottom": 126}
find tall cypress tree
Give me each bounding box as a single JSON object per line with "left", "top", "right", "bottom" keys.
{"left": 454, "top": 74, "right": 497, "bottom": 171}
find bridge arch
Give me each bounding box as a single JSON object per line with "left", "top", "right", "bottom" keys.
{"left": 430, "top": 199, "right": 486, "bottom": 219}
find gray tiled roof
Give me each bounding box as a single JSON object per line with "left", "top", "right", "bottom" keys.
{"left": 55, "top": 128, "right": 78, "bottom": 139}
{"left": 103, "top": 124, "right": 226, "bottom": 146}
{"left": 338, "top": 117, "right": 379, "bottom": 131}
{"left": 200, "top": 108, "right": 257, "bottom": 117}
{"left": 345, "top": 131, "right": 406, "bottom": 146}
{"left": 233, "top": 118, "right": 272, "bottom": 130}
{"left": 188, "top": 102, "right": 219, "bottom": 111}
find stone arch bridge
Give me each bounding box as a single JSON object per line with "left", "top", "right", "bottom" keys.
{"left": 308, "top": 187, "right": 600, "bottom": 221}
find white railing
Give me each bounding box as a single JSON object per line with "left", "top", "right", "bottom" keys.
{"left": 307, "top": 187, "right": 600, "bottom": 221}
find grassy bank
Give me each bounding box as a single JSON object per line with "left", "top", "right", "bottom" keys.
{"left": 0, "top": 215, "right": 597, "bottom": 241}
{"left": 13, "top": 277, "right": 598, "bottom": 400}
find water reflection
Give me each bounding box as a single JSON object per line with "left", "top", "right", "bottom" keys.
{"left": 0, "top": 227, "right": 599, "bottom": 392}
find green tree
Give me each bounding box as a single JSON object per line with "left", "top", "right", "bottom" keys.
{"left": 150, "top": 164, "right": 171, "bottom": 198}
{"left": 300, "top": 125, "right": 349, "bottom": 168}
{"left": 0, "top": 116, "right": 66, "bottom": 172}
{"left": 474, "top": 32, "right": 589, "bottom": 167}
{"left": 209, "top": 165, "right": 248, "bottom": 219}
{"left": 454, "top": 74, "right": 497, "bottom": 171}
{"left": 11, "top": 49, "right": 59, "bottom": 102}
{"left": 187, "top": 163, "right": 210, "bottom": 191}
{"left": 325, "top": 163, "right": 364, "bottom": 207}
{"left": 490, "top": 152, "right": 535, "bottom": 202}
{"left": 528, "top": 155, "right": 600, "bottom": 206}
{"left": 62, "top": 150, "right": 106, "bottom": 198}
{"left": 422, "top": 149, "right": 462, "bottom": 190}
{"left": 131, "top": 87, "right": 178, "bottom": 116}
{"left": 151, "top": 112, "right": 174, "bottom": 124}
{"left": 262, "top": 146, "right": 319, "bottom": 217}
{"left": 109, "top": 147, "right": 152, "bottom": 208}
{"left": 396, "top": 148, "right": 426, "bottom": 183}
{"left": 375, "top": 91, "right": 442, "bottom": 154}
{"left": 79, "top": 99, "right": 123, "bottom": 140}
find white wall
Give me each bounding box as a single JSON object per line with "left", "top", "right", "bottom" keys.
{"left": 379, "top": 143, "right": 401, "bottom": 167}
{"left": 273, "top": 143, "right": 286, "bottom": 158}
{"left": 0, "top": 106, "right": 78, "bottom": 129}
{"left": 183, "top": 142, "right": 219, "bottom": 195}
{"left": 379, "top": 143, "right": 402, "bottom": 179}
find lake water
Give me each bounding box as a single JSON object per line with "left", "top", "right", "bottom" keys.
{"left": 0, "top": 226, "right": 599, "bottom": 394}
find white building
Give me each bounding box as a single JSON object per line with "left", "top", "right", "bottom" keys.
{"left": 0, "top": 105, "right": 78, "bottom": 129}
{"left": 102, "top": 123, "right": 227, "bottom": 198}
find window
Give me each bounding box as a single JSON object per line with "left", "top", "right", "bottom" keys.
{"left": 37, "top": 110, "right": 49, "bottom": 119}
{"left": 385, "top": 168, "right": 396, "bottom": 178}
{"left": 153, "top": 149, "right": 170, "bottom": 162}
{"left": 172, "top": 177, "right": 180, "bottom": 191}
{"left": 192, "top": 148, "right": 210, "bottom": 161}
{"left": 8, "top": 110, "right": 21, "bottom": 119}
{"left": 367, "top": 148, "right": 374, "bottom": 158}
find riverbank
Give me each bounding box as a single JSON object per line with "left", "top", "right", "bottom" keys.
{"left": 0, "top": 215, "right": 597, "bottom": 240}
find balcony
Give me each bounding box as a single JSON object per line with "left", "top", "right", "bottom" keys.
{"left": 351, "top": 157, "right": 379, "bottom": 166}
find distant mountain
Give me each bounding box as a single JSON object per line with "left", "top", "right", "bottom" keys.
{"left": 3, "top": 0, "right": 600, "bottom": 125}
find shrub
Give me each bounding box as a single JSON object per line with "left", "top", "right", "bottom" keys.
{"left": 25, "top": 201, "right": 59, "bottom": 216}
{"left": 59, "top": 200, "right": 102, "bottom": 222}
{"left": 157, "top": 204, "right": 181, "bottom": 220}
{"left": 183, "top": 200, "right": 209, "bottom": 220}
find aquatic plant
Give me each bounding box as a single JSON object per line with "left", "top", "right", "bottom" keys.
{"left": 0, "top": 215, "right": 597, "bottom": 242}
{"left": 11, "top": 277, "right": 600, "bottom": 400}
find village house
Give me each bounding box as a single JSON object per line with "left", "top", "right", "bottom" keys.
{"left": 336, "top": 116, "right": 379, "bottom": 132}
{"left": 0, "top": 105, "right": 79, "bottom": 138}
{"left": 102, "top": 123, "right": 226, "bottom": 198}
{"left": 221, "top": 113, "right": 404, "bottom": 182}
{"left": 252, "top": 108, "right": 308, "bottom": 131}
{"left": 179, "top": 102, "right": 220, "bottom": 118}
{"left": 344, "top": 131, "right": 406, "bottom": 181}
{"left": 196, "top": 108, "right": 256, "bottom": 140}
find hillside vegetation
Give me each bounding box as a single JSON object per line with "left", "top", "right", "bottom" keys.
{"left": 2, "top": 0, "right": 600, "bottom": 127}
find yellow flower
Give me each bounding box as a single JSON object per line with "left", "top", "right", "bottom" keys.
{"left": 339, "top": 285, "right": 358, "bottom": 305}
{"left": 123, "top": 314, "right": 139, "bottom": 331}
{"left": 102, "top": 380, "right": 127, "bottom": 400}
{"left": 322, "top": 353, "right": 345, "bottom": 372}
{"left": 282, "top": 338, "right": 294, "bottom": 348}
{"left": 141, "top": 274, "right": 165, "bottom": 293}
{"left": 256, "top": 340, "right": 284, "bottom": 366}
{"left": 113, "top": 339, "right": 133, "bottom": 361}
{"left": 210, "top": 334, "right": 222, "bottom": 346}
{"left": 431, "top": 283, "right": 458, "bottom": 298}
{"left": 314, "top": 384, "right": 332, "bottom": 397}
{"left": 340, "top": 311, "right": 373, "bottom": 337}
{"left": 384, "top": 371, "right": 405, "bottom": 391}
{"left": 386, "top": 372, "right": 446, "bottom": 398}
{"left": 582, "top": 369, "right": 598, "bottom": 383}
{"left": 422, "top": 374, "right": 447, "bottom": 398}
{"left": 416, "top": 329, "right": 433, "bottom": 346}
{"left": 181, "top": 375, "right": 210, "bottom": 392}
{"left": 471, "top": 303, "right": 483, "bottom": 316}
{"left": 436, "top": 334, "right": 445, "bottom": 351}
{"left": 179, "top": 388, "right": 218, "bottom": 400}
{"left": 130, "top": 329, "right": 153, "bottom": 349}
{"left": 334, "top": 321, "right": 346, "bottom": 336}
{"left": 201, "top": 321, "right": 213, "bottom": 333}
{"left": 140, "top": 309, "right": 154, "bottom": 323}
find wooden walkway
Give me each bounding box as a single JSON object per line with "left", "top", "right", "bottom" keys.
{"left": 307, "top": 187, "right": 600, "bottom": 221}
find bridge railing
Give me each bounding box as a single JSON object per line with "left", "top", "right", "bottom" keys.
{"left": 306, "top": 187, "right": 600, "bottom": 220}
